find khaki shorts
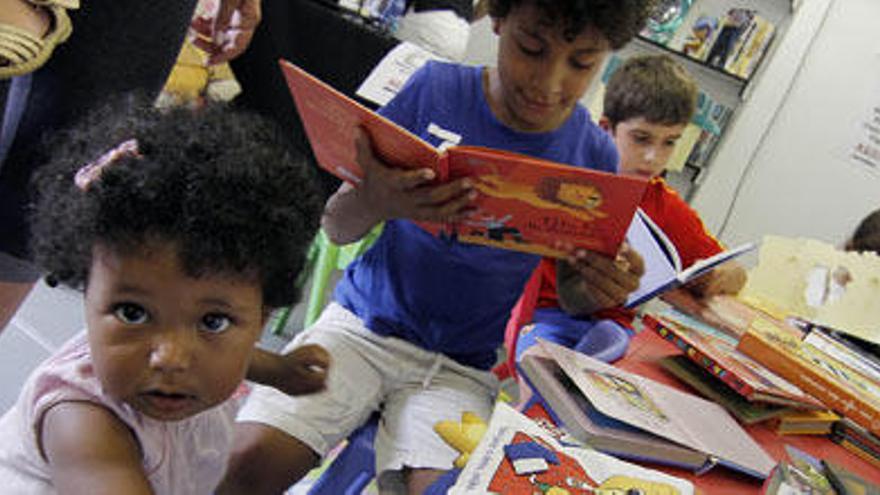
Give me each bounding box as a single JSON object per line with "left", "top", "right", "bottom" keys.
{"left": 237, "top": 303, "right": 499, "bottom": 487}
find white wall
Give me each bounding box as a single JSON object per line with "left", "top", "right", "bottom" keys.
{"left": 693, "top": 0, "right": 880, "bottom": 247}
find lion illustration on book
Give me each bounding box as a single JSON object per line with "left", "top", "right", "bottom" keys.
{"left": 471, "top": 172, "right": 608, "bottom": 223}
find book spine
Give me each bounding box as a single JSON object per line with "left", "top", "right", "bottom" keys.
{"left": 738, "top": 331, "right": 880, "bottom": 438}
{"left": 645, "top": 316, "right": 757, "bottom": 398}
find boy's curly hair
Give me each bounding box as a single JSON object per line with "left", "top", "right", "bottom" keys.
{"left": 30, "top": 96, "right": 323, "bottom": 309}
{"left": 603, "top": 54, "right": 698, "bottom": 128}
{"left": 488, "top": 0, "right": 656, "bottom": 49}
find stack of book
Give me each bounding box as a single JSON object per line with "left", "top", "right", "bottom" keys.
{"left": 831, "top": 418, "right": 880, "bottom": 469}
{"left": 737, "top": 316, "right": 880, "bottom": 458}
{"left": 642, "top": 308, "right": 825, "bottom": 425}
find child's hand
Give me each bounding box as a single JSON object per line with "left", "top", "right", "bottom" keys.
{"left": 557, "top": 243, "right": 645, "bottom": 316}
{"left": 355, "top": 128, "right": 475, "bottom": 223}
{"left": 273, "top": 344, "right": 330, "bottom": 396}
{"left": 191, "top": 0, "right": 261, "bottom": 65}
{"left": 684, "top": 261, "right": 747, "bottom": 299}
{"left": 247, "top": 345, "right": 330, "bottom": 397}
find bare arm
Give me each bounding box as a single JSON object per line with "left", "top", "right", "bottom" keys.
{"left": 322, "top": 129, "right": 475, "bottom": 244}
{"left": 41, "top": 402, "right": 153, "bottom": 495}
{"left": 246, "top": 345, "right": 329, "bottom": 397}
{"left": 557, "top": 245, "right": 644, "bottom": 317}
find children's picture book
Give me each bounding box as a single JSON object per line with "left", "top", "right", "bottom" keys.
{"left": 737, "top": 316, "right": 880, "bottom": 438}
{"left": 772, "top": 409, "right": 840, "bottom": 436}
{"left": 740, "top": 235, "right": 880, "bottom": 346}
{"left": 830, "top": 417, "right": 880, "bottom": 469}
{"left": 822, "top": 458, "right": 880, "bottom": 495}
{"left": 643, "top": 307, "right": 823, "bottom": 410}
{"left": 659, "top": 291, "right": 759, "bottom": 339}
{"left": 519, "top": 339, "right": 776, "bottom": 479}
{"left": 624, "top": 209, "right": 755, "bottom": 308}
{"left": 280, "top": 60, "right": 650, "bottom": 258}
{"left": 658, "top": 355, "right": 795, "bottom": 425}
{"left": 762, "top": 461, "right": 835, "bottom": 495}
{"left": 723, "top": 13, "right": 776, "bottom": 79}
{"left": 449, "top": 402, "right": 695, "bottom": 495}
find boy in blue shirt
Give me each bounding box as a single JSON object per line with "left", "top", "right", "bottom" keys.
{"left": 220, "top": 1, "right": 653, "bottom": 493}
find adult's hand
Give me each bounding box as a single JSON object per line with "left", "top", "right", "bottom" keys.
{"left": 191, "top": 0, "right": 261, "bottom": 65}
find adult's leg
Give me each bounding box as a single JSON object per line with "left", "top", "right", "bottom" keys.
{"left": 0, "top": 281, "right": 34, "bottom": 334}
{"left": 0, "top": 251, "right": 40, "bottom": 335}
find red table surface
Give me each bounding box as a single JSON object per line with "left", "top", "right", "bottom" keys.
{"left": 609, "top": 329, "right": 880, "bottom": 493}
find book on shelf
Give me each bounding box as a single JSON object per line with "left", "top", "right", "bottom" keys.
{"left": 280, "top": 60, "right": 649, "bottom": 259}
{"left": 449, "top": 402, "right": 694, "bottom": 495}
{"left": 737, "top": 316, "right": 880, "bottom": 438}
{"left": 624, "top": 209, "right": 755, "bottom": 308}
{"left": 518, "top": 339, "right": 776, "bottom": 479}
{"left": 658, "top": 354, "right": 795, "bottom": 425}
{"left": 723, "top": 13, "right": 775, "bottom": 79}
{"left": 643, "top": 307, "right": 822, "bottom": 410}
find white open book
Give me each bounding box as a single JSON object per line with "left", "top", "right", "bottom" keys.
{"left": 625, "top": 209, "right": 755, "bottom": 308}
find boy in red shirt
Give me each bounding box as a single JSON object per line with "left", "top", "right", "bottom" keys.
{"left": 511, "top": 54, "right": 747, "bottom": 373}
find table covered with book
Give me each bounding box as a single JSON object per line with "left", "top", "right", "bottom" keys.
{"left": 615, "top": 325, "right": 880, "bottom": 492}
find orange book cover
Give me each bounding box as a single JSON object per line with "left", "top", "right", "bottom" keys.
{"left": 280, "top": 60, "right": 648, "bottom": 258}
{"left": 737, "top": 317, "right": 880, "bottom": 438}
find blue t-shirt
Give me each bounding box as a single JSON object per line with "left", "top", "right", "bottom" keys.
{"left": 334, "top": 61, "right": 618, "bottom": 369}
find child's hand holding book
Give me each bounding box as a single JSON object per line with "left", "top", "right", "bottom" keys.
{"left": 682, "top": 261, "right": 747, "bottom": 298}
{"left": 353, "top": 129, "right": 475, "bottom": 224}
{"left": 557, "top": 242, "right": 645, "bottom": 316}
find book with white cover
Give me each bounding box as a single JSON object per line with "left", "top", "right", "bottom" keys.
{"left": 519, "top": 340, "right": 776, "bottom": 479}
{"left": 625, "top": 209, "right": 755, "bottom": 308}
{"left": 450, "top": 402, "right": 694, "bottom": 495}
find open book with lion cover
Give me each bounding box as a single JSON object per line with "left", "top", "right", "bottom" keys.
{"left": 281, "top": 60, "right": 648, "bottom": 259}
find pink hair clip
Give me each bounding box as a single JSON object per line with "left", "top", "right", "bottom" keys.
{"left": 74, "top": 138, "right": 141, "bottom": 190}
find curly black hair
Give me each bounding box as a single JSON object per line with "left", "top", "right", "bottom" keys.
{"left": 30, "top": 96, "right": 323, "bottom": 309}
{"left": 488, "top": 0, "right": 656, "bottom": 48}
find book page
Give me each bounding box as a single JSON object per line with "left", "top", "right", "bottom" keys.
{"left": 679, "top": 242, "right": 756, "bottom": 284}
{"left": 540, "top": 340, "right": 776, "bottom": 477}
{"left": 626, "top": 210, "right": 680, "bottom": 307}
{"left": 356, "top": 42, "right": 447, "bottom": 107}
